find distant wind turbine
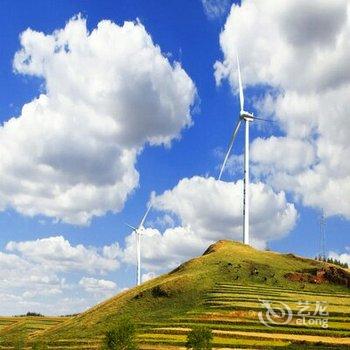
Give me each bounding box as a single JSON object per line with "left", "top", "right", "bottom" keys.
{"left": 125, "top": 204, "right": 152, "bottom": 286}
{"left": 218, "top": 54, "right": 271, "bottom": 246}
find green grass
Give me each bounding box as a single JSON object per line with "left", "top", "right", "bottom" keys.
{"left": 0, "top": 240, "right": 349, "bottom": 349}
{"left": 0, "top": 316, "right": 70, "bottom": 346}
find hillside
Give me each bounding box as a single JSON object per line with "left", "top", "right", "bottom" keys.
{"left": 1, "top": 240, "right": 349, "bottom": 349}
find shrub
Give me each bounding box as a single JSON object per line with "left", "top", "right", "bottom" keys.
{"left": 186, "top": 326, "right": 213, "bottom": 350}
{"left": 26, "top": 312, "right": 43, "bottom": 317}
{"left": 315, "top": 255, "right": 349, "bottom": 269}
{"left": 151, "top": 285, "right": 170, "bottom": 298}
{"left": 103, "top": 318, "right": 138, "bottom": 350}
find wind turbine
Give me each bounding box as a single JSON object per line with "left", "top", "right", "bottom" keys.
{"left": 125, "top": 204, "right": 152, "bottom": 286}
{"left": 218, "top": 54, "right": 270, "bottom": 246}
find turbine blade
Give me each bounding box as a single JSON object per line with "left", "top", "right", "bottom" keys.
{"left": 125, "top": 223, "right": 137, "bottom": 231}
{"left": 236, "top": 54, "right": 244, "bottom": 112}
{"left": 139, "top": 204, "right": 152, "bottom": 229}
{"left": 252, "top": 116, "right": 275, "bottom": 123}
{"left": 218, "top": 119, "right": 242, "bottom": 180}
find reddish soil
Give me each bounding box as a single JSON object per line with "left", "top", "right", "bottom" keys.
{"left": 285, "top": 265, "right": 350, "bottom": 287}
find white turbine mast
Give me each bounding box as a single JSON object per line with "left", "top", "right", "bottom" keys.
{"left": 218, "top": 54, "right": 271, "bottom": 246}
{"left": 125, "top": 204, "right": 152, "bottom": 286}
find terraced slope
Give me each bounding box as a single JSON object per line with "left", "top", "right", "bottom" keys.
{"left": 0, "top": 240, "right": 349, "bottom": 349}
{"left": 138, "top": 282, "right": 350, "bottom": 349}
{"left": 0, "top": 317, "right": 70, "bottom": 348}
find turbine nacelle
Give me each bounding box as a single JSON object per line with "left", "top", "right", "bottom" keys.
{"left": 240, "top": 111, "right": 254, "bottom": 122}
{"left": 125, "top": 203, "right": 152, "bottom": 286}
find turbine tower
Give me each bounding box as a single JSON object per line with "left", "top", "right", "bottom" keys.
{"left": 218, "top": 54, "right": 270, "bottom": 245}
{"left": 319, "top": 210, "right": 326, "bottom": 260}
{"left": 125, "top": 204, "right": 152, "bottom": 286}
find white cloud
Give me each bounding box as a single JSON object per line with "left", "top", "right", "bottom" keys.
{"left": 152, "top": 176, "right": 297, "bottom": 245}
{"left": 0, "top": 15, "right": 196, "bottom": 225}
{"left": 215, "top": 0, "right": 349, "bottom": 91}
{"left": 251, "top": 136, "right": 316, "bottom": 174}
{"left": 215, "top": 0, "right": 350, "bottom": 218}
{"left": 0, "top": 294, "right": 92, "bottom": 317}
{"left": 151, "top": 213, "right": 176, "bottom": 229}
{"left": 122, "top": 226, "right": 208, "bottom": 271}
{"left": 201, "top": 0, "right": 231, "bottom": 19}
{"left": 0, "top": 235, "right": 122, "bottom": 315}
{"left": 329, "top": 247, "right": 350, "bottom": 266}
{"left": 102, "top": 242, "right": 123, "bottom": 260}
{"left": 122, "top": 176, "right": 297, "bottom": 271}
{"left": 141, "top": 272, "right": 157, "bottom": 283}
{"left": 0, "top": 249, "right": 68, "bottom": 315}
{"left": 79, "top": 277, "right": 118, "bottom": 297}
{"left": 0, "top": 250, "right": 63, "bottom": 290}
{"left": 6, "top": 236, "right": 119, "bottom": 273}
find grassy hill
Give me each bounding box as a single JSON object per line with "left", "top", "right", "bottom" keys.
{"left": 0, "top": 240, "right": 349, "bottom": 349}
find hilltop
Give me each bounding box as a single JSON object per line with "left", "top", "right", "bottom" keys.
{"left": 1, "top": 240, "right": 349, "bottom": 349}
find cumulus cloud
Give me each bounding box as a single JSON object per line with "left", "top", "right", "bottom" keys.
{"left": 122, "top": 176, "right": 297, "bottom": 271}
{"left": 141, "top": 272, "right": 157, "bottom": 283}
{"left": 0, "top": 249, "right": 67, "bottom": 315}
{"left": 6, "top": 236, "right": 120, "bottom": 273}
{"left": 0, "top": 15, "right": 196, "bottom": 225}
{"left": 79, "top": 277, "right": 118, "bottom": 297}
{"left": 329, "top": 247, "right": 350, "bottom": 266}
{"left": 152, "top": 176, "right": 297, "bottom": 245}
{"left": 251, "top": 137, "right": 316, "bottom": 174}
{"left": 122, "top": 226, "right": 208, "bottom": 271}
{"left": 0, "top": 251, "right": 63, "bottom": 291}
{"left": 0, "top": 235, "right": 121, "bottom": 315}
{"left": 215, "top": 0, "right": 350, "bottom": 218}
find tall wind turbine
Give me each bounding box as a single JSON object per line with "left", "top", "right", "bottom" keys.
{"left": 218, "top": 54, "right": 268, "bottom": 246}
{"left": 125, "top": 204, "right": 152, "bottom": 286}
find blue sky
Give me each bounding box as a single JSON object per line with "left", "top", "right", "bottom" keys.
{"left": 0, "top": 0, "right": 349, "bottom": 315}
